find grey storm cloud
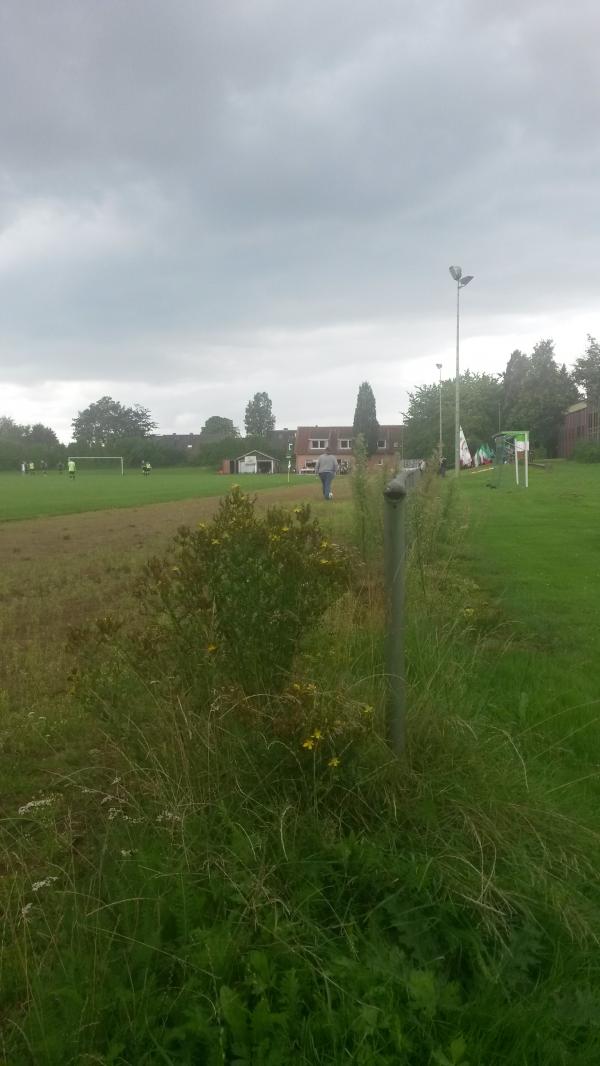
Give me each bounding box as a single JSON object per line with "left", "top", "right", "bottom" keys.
{"left": 0, "top": 0, "right": 599, "bottom": 432}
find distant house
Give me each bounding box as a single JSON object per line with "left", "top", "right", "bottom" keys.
{"left": 295, "top": 426, "right": 403, "bottom": 473}
{"left": 220, "top": 450, "right": 279, "bottom": 474}
{"left": 558, "top": 401, "right": 600, "bottom": 457}
{"left": 151, "top": 432, "right": 201, "bottom": 451}
{"left": 267, "top": 427, "right": 296, "bottom": 454}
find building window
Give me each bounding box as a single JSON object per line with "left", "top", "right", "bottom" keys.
{"left": 377, "top": 439, "right": 386, "bottom": 449}
{"left": 309, "top": 438, "right": 327, "bottom": 450}
{"left": 338, "top": 438, "right": 352, "bottom": 450}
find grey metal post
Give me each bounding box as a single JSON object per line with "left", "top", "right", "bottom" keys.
{"left": 454, "top": 279, "right": 460, "bottom": 478}
{"left": 436, "top": 362, "right": 443, "bottom": 456}
{"left": 383, "top": 473, "right": 409, "bottom": 755}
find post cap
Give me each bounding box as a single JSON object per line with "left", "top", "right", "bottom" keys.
{"left": 384, "top": 474, "right": 409, "bottom": 500}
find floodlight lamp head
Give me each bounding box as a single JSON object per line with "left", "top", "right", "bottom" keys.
{"left": 449, "top": 265, "right": 462, "bottom": 281}
{"left": 460, "top": 274, "right": 474, "bottom": 288}
{"left": 436, "top": 362, "right": 442, "bottom": 369}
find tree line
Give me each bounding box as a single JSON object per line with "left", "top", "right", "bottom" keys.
{"left": 403, "top": 336, "right": 600, "bottom": 460}
{"left": 0, "top": 392, "right": 279, "bottom": 470}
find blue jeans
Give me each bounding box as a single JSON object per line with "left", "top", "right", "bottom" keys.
{"left": 319, "top": 472, "right": 335, "bottom": 499}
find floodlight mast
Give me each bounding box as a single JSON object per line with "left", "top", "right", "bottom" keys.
{"left": 449, "top": 266, "right": 474, "bottom": 477}
{"left": 436, "top": 362, "right": 443, "bottom": 456}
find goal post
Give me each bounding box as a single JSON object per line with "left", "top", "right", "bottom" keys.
{"left": 68, "top": 456, "right": 124, "bottom": 476}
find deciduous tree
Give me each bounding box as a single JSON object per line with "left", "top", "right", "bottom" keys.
{"left": 403, "top": 372, "right": 502, "bottom": 462}
{"left": 71, "top": 396, "right": 157, "bottom": 446}
{"left": 27, "top": 423, "right": 59, "bottom": 445}
{"left": 573, "top": 335, "right": 600, "bottom": 405}
{"left": 244, "top": 392, "right": 275, "bottom": 437}
{"left": 502, "top": 340, "right": 578, "bottom": 455}
{"left": 200, "top": 416, "right": 239, "bottom": 441}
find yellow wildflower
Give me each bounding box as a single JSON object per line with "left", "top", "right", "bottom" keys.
{"left": 318, "top": 558, "right": 330, "bottom": 566}
{"left": 206, "top": 644, "right": 218, "bottom": 654}
{"left": 294, "top": 507, "right": 302, "bottom": 514}
{"left": 171, "top": 566, "right": 180, "bottom": 573}
{"left": 302, "top": 738, "right": 314, "bottom": 751}
{"left": 211, "top": 538, "right": 220, "bottom": 545}
{"left": 463, "top": 607, "right": 475, "bottom": 618}
{"left": 328, "top": 757, "right": 340, "bottom": 768}
{"left": 312, "top": 729, "right": 323, "bottom": 740}
{"left": 320, "top": 540, "right": 329, "bottom": 549}
{"left": 281, "top": 526, "right": 289, "bottom": 533}
{"left": 197, "top": 522, "right": 207, "bottom": 530}
{"left": 361, "top": 704, "right": 374, "bottom": 716}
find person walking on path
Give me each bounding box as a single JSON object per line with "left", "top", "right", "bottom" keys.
{"left": 315, "top": 445, "right": 337, "bottom": 500}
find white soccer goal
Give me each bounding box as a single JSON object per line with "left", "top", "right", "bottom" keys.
{"left": 68, "top": 456, "right": 124, "bottom": 476}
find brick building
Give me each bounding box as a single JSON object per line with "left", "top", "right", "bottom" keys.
{"left": 295, "top": 426, "right": 403, "bottom": 473}
{"left": 558, "top": 401, "right": 600, "bottom": 457}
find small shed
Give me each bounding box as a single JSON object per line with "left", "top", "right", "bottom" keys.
{"left": 222, "top": 450, "right": 279, "bottom": 474}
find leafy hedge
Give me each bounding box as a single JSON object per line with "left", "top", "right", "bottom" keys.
{"left": 570, "top": 440, "right": 600, "bottom": 463}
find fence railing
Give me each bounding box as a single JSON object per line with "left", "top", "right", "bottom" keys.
{"left": 383, "top": 466, "right": 422, "bottom": 755}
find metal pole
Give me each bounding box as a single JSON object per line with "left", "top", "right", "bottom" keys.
{"left": 454, "top": 281, "right": 460, "bottom": 477}
{"left": 383, "top": 474, "right": 408, "bottom": 755}
{"left": 439, "top": 362, "right": 443, "bottom": 454}
{"left": 438, "top": 365, "right": 443, "bottom": 455}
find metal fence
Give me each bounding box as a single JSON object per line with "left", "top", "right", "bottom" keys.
{"left": 383, "top": 466, "right": 422, "bottom": 755}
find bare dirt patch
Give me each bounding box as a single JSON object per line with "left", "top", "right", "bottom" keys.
{"left": 0, "top": 481, "right": 337, "bottom": 566}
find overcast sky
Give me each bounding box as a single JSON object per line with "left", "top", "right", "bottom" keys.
{"left": 1, "top": 0, "right": 599, "bottom": 441}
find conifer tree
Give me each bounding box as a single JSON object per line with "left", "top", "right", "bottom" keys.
{"left": 352, "top": 382, "right": 379, "bottom": 456}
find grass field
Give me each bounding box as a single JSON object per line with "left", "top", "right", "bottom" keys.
{"left": 459, "top": 461, "right": 600, "bottom": 799}
{"left": 2, "top": 462, "right": 600, "bottom": 1063}
{"left": 0, "top": 468, "right": 310, "bottom": 522}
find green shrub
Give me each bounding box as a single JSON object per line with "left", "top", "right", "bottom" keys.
{"left": 131, "top": 486, "right": 351, "bottom": 694}
{"left": 570, "top": 439, "right": 600, "bottom": 462}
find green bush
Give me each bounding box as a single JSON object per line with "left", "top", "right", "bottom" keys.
{"left": 570, "top": 439, "right": 600, "bottom": 462}
{"left": 131, "top": 487, "right": 351, "bottom": 694}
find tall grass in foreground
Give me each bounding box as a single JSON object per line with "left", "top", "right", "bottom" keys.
{"left": 1, "top": 481, "right": 600, "bottom": 1063}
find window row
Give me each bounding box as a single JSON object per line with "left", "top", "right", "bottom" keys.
{"left": 308, "top": 438, "right": 389, "bottom": 450}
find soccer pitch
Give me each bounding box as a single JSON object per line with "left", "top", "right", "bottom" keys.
{"left": 0, "top": 468, "right": 309, "bottom": 522}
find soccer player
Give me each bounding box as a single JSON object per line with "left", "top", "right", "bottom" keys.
{"left": 67, "top": 459, "right": 76, "bottom": 479}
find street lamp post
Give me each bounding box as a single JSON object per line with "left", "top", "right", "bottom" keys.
{"left": 449, "top": 266, "right": 474, "bottom": 477}
{"left": 434, "top": 364, "right": 443, "bottom": 456}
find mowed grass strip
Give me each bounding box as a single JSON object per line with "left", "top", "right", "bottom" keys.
{"left": 0, "top": 468, "right": 312, "bottom": 522}
{"left": 458, "top": 460, "right": 600, "bottom": 795}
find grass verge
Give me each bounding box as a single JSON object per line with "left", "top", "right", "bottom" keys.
{"left": 1, "top": 472, "right": 600, "bottom": 1063}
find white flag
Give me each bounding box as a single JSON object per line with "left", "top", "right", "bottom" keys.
{"left": 459, "top": 427, "right": 472, "bottom": 468}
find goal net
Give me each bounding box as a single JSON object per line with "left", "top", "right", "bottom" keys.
{"left": 68, "top": 456, "right": 124, "bottom": 476}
